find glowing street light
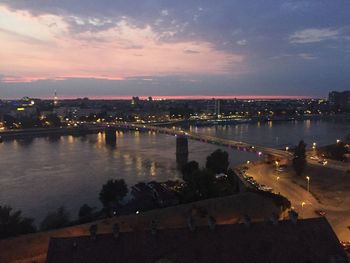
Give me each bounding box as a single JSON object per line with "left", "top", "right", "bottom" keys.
{"left": 285, "top": 146, "right": 289, "bottom": 151}
{"left": 312, "top": 142, "right": 317, "bottom": 150}
{"left": 275, "top": 160, "right": 280, "bottom": 167}
{"left": 306, "top": 176, "right": 310, "bottom": 192}
{"left": 336, "top": 139, "right": 341, "bottom": 144}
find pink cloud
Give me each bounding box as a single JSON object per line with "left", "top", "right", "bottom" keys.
{"left": 0, "top": 6, "right": 244, "bottom": 83}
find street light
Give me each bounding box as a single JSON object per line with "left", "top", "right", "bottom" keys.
{"left": 312, "top": 142, "right": 317, "bottom": 150}
{"left": 275, "top": 160, "right": 279, "bottom": 168}
{"left": 306, "top": 176, "right": 310, "bottom": 192}
{"left": 336, "top": 139, "right": 341, "bottom": 144}
{"left": 285, "top": 146, "right": 289, "bottom": 151}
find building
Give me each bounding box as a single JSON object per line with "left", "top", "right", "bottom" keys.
{"left": 9, "top": 106, "right": 37, "bottom": 118}
{"left": 329, "top": 91, "right": 350, "bottom": 111}
{"left": 45, "top": 217, "right": 347, "bottom": 263}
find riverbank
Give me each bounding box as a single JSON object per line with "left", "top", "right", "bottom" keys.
{"left": 0, "top": 126, "right": 102, "bottom": 140}
{"left": 0, "top": 192, "right": 281, "bottom": 263}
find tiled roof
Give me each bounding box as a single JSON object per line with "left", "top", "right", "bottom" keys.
{"left": 46, "top": 217, "right": 348, "bottom": 263}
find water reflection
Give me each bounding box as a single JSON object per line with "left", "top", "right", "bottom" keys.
{"left": 17, "top": 137, "right": 34, "bottom": 146}
{"left": 150, "top": 161, "right": 156, "bottom": 177}
{"left": 67, "top": 135, "right": 74, "bottom": 144}
{"left": 47, "top": 134, "right": 61, "bottom": 143}
{"left": 0, "top": 120, "right": 348, "bottom": 223}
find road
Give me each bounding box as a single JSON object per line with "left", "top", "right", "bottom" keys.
{"left": 246, "top": 163, "right": 321, "bottom": 219}
{"left": 245, "top": 162, "right": 350, "bottom": 242}
{"left": 308, "top": 158, "right": 350, "bottom": 172}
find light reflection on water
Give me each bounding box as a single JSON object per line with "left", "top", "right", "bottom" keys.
{"left": 0, "top": 120, "right": 349, "bottom": 222}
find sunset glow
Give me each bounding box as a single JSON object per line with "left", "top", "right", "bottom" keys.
{"left": 0, "top": 5, "right": 242, "bottom": 83}
{"left": 0, "top": 1, "right": 349, "bottom": 98}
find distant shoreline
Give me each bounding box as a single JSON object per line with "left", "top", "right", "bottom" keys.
{"left": 1, "top": 115, "right": 349, "bottom": 140}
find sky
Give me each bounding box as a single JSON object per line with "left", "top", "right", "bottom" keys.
{"left": 0, "top": 0, "right": 349, "bottom": 99}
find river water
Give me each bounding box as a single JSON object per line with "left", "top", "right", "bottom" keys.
{"left": 0, "top": 120, "right": 349, "bottom": 223}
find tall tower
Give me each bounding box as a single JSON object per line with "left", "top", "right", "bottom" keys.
{"left": 54, "top": 90, "right": 58, "bottom": 106}
{"left": 217, "top": 100, "right": 221, "bottom": 118}
{"left": 216, "top": 99, "right": 221, "bottom": 118}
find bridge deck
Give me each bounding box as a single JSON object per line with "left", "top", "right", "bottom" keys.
{"left": 112, "top": 123, "right": 292, "bottom": 160}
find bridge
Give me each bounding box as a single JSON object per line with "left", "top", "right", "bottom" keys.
{"left": 103, "top": 123, "right": 292, "bottom": 161}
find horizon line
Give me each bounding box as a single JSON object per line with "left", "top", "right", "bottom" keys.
{"left": 3, "top": 95, "right": 317, "bottom": 101}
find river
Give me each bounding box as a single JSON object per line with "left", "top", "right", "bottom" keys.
{"left": 0, "top": 119, "right": 349, "bottom": 223}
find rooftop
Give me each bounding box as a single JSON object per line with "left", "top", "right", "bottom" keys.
{"left": 46, "top": 217, "right": 348, "bottom": 263}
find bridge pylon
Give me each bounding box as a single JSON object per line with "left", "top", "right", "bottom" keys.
{"left": 105, "top": 126, "right": 117, "bottom": 146}
{"left": 176, "top": 136, "right": 189, "bottom": 169}
{"left": 176, "top": 136, "right": 189, "bottom": 156}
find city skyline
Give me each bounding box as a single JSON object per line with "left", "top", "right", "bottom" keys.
{"left": 1, "top": 1, "right": 350, "bottom": 98}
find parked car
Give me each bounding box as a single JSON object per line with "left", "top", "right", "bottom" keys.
{"left": 340, "top": 241, "right": 350, "bottom": 252}
{"left": 318, "top": 159, "right": 328, "bottom": 166}
{"left": 259, "top": 185, "right": 273, "bottom": 192}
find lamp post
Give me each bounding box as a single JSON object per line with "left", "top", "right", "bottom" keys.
{"left": 301, "top": 201, "right": 306, "bottom": 216}
{"left": 306, "top": 176, "right": 310, "bottom": 192}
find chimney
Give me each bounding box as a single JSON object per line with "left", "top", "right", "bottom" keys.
{"left": 269, "top": 213, "right": 279, "bottom": 225}
{"left": 89, "top": 224, "right": 98, "bottom": 240}
{"left": 187, "top": 216, "right": 196, "bottom": 232}
{"left": 243, "top": 215, "right": 251, "bottom": 227}
{"left": 113, "top": 223, "right": 120, "bottom": 239}
{"left": 208, "top": 216, "right": 216, "bottom": 231}
{"left": 288, "top": 210, "right": 299, "bottom": 224}
{"left": 150, "top": 219, "right": 158, "bottom": 236}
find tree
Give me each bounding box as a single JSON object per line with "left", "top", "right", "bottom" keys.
{"left": 181, "top": 161, "right": 199, "bottom": 182}
{"left": 40, "top": 206, "right": 70, "bottom": 231}
{"left": 78, "top": 204, "right": 96, "bottom": 223}
{"left": 0, "top": 205, "right": 36, "bottom": 239}
{"left": 206, "top": 149, "right": 229, "bottom": 174}
{"left": 226, "top": 169, "right": 240, "bottom": 193}
{"left": 3, "top": 115, "right": 17, "bottom": 129}
{"left": 99, "top": 179, "right": 128, "bottom": 208}
{"left": 293, "top": 140, "right": 307, "bottom": 176}
{"left": 330, "top": 142, "right": 347, "bottom": 161}
{"left": 42, "top": 114, "right": 62, "bottom": 127}
{"left": 186, "top": 169, "right": 216, "bottom": 199}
